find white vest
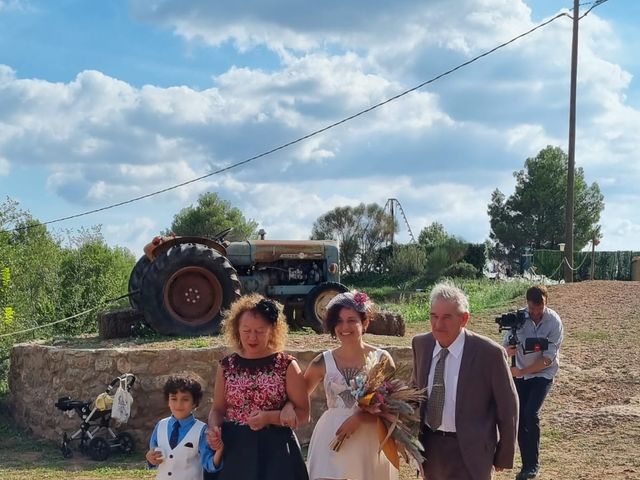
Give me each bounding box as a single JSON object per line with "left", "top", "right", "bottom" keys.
{"left": 156, "top": 417, "right": 206, "bottom": 480}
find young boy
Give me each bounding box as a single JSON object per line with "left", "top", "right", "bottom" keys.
{"left": 146, "top": 375, "right": 223, "bottom": 479}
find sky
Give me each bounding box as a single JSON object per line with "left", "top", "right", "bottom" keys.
{"left": 0, "top": 0, "right": 638, "bottom": 256}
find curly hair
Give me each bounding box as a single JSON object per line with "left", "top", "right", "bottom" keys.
{"left": 222, "top": 294, "right": 288, "bottom": 352}
{"left": 163, "top": 375, "right": 203, "bottom": 406}
{"left": 324, "top": 303, "right": 375, "bottom": 338}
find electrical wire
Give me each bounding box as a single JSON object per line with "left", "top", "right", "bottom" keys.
{"left": 579, "top": 0, "right": 610, "bottom": 19}
{"left": 5, "top": 11, "right": 570, "bottom": 235}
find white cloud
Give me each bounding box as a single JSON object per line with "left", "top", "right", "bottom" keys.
{"left": 1, "top": 0, "right": 639, "bottom": 252}
{"left": 0, "top": 156, "right": 9, "bottom": 175}
{"left": 0, "top": 0, "right": 31, "bottom": 13}
{"left": 104, "top": 217, "right": 157, "bottom": 254}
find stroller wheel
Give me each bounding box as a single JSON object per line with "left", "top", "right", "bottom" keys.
{"left": 88, "top": 437, "right": 110, "bottom": 461}
{"left": 116, "top": 432, "right": 135, "bottom": 454}
{"left": 61, "top": 435, "right": 73, "bottom": 458}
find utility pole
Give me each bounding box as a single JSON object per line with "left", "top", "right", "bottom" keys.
{"left": 564, "top": 0, "right": 579, "bottom": 283}
{"left": 389, "top": 198, "right": 395, "bottom": 247}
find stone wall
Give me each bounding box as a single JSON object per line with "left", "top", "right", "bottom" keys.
{"left": 8, "top": 343, "right": 413, "bottom": 450}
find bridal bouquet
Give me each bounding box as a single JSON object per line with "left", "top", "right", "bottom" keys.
{"left": 329, "top": 351, "right": 426, "bottom": 472}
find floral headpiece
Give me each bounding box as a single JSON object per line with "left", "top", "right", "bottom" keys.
{"left": 326, "top": 290, "right": 372, "bottom": 314}
{"left": 254, "top": 298, "right": 280, "bottom": 324}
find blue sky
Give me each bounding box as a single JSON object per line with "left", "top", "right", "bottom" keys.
{"left": 0, "top": 0, "right": 638, "bottom": 255}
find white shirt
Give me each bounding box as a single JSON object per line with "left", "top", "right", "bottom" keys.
{"left": 426, "top": 329, "right": 466, "bottom": 432}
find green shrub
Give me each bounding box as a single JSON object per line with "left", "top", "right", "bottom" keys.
{"left": 463, "top": 243, "right": 486, "bottom": 273}
{"left": 441, "top": 262, "right": 478, "bottom": 279}
{"left": 388, "top": 244, "right": 427, "bottom": 277}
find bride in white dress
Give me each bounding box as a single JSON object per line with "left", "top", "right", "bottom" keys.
{"left": 304, "top": 292, "right": 398, "bottom": 480}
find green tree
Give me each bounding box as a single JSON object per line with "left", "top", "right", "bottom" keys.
{"left": 167, "top": 192, "right": 258, "bottom": 241}
{"left": 57, "top": 238, "right": 134, "bottom": 335}
{"left": 388, "top": 244, "right": 427, "bottom": 277}
{"left": 418, "top": 222, "right": 450, "bottom": 249}
{"left": 0, "top": 198, "right": 137, "bottom": 387}
{"left": 416, "top": 221, "right": 472, "bottom": 278}
{"left": 425, "top": 237, "right": 468, "bottom": 279}
{"left": 488, "top": 146, "right": 604, "bottom": 262}
{"left": 310, "top": 203, "right": 396, "bottom": 274}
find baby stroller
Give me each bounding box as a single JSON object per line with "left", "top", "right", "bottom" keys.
{"left": 54, "top": 373, "right": 136, "bottom": 460}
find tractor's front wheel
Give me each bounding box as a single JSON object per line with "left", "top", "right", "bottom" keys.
{"left": 140, "top": 244, "right": 241, "bottom": 335}
{"left": 303, "top": 282, "right": 348, "bottom": 333}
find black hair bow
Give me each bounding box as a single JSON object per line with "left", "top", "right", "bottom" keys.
{"left": 255, "top": 298, "right": 279, "bottom": 324}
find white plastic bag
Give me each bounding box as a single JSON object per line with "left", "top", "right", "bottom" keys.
{"left": 111, "top": 379, "right": 133, "bottom": 424}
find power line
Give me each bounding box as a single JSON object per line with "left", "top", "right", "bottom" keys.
{"left": 6, "top": 11, "right": 570, "bottom": 235}
{"left": 579, "top": 0, "right": 610, "bottom": 19}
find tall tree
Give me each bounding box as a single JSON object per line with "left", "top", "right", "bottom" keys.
{"left": 310, "top": 203, "right": 396, "bottom": 274}
{"left": 488, "top": 146, "right": 604, "bottom": 262}
{"left": 167, "top": 192, "right": 258, "bottom": 241}
{"left": 418, "top": 221, "right": 449, "bottom": 249}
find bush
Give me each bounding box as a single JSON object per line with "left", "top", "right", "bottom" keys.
{"left": 463, "top": 243, "right": 486, "bottom": 273}
{"left": 388, "top": 244, "right": 427, "bottom": 277}
{"left": 441, "top": 262, "right": 478, "bottom": 279}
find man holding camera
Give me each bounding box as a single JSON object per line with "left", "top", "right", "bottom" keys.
{"left": 505, "top": 285, "right": 564, "bottom": 480}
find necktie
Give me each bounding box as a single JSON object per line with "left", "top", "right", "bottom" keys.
{"left": 169, "top": 421, "right": 180, "bottom": 449}
{"left": 427, "top": 348, "right": 449, "bottom": 431}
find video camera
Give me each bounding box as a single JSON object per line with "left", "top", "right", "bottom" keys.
{"left": 495, "top": 308, "right": 527, "bottom": 368}
{"left": 495, "top": 308, "right": 526, "bottom": 330}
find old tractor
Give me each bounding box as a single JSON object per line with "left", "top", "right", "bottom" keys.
{"left": 128, "top": 230, "right": 348, "bottom": 335}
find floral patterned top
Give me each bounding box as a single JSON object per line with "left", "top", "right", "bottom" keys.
{"left": 221, "top": 352, "right": 294, "bottom": 425}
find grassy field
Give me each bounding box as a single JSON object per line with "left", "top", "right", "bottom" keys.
{"left": 0, "top": 409, "right": 150, "bottom": 480}
{"left": 376, "top": 280, "right": 531, "bottom": 323}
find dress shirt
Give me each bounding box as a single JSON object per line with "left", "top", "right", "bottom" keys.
{"left": 149, "top": 414, "right": 222, "bottom": 473}
{"left": 426, "top": 329, "right": 466, "bottom": 432}
{"left": 502, "top": 306, "right": 563, "bottom": 380}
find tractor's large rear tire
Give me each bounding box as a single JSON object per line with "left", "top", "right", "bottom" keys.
{"left": 303, "top": 282, "right": 348, "bottom": 333}
{"left": 140, "top": 244, "right": 241, "bottom": 336}
{"left": 128, "top": 256, "right": 151, "bottom": 310}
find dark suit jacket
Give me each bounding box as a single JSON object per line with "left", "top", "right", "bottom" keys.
{"left": 412, "top": 330, "right": 518, "bottom": 480}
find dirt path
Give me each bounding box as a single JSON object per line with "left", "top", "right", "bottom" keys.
{"left": 516, "top": 281, "right": 640, "bottom": 480}
{"left": 395, "top": 281, "right": 640, "bottom": 480}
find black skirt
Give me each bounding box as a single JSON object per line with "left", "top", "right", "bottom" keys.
{"left": 203, "top": 422, "right": 309, "bottom": 480}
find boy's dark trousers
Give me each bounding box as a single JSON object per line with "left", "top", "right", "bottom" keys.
{"left": 515, "top": 376, "right": 553, "bottom": 471}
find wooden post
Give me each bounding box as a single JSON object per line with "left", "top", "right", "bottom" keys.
{"left": 564, "top": 0, "right": 580, "bottom": 283}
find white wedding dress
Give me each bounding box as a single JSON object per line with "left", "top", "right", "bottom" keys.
{"left": 306, "top": 349, "right": 398, "bottom": 480}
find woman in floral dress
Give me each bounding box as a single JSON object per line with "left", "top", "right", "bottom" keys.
{"left": 206, "top": 294, "right": 309, "bottom": 480}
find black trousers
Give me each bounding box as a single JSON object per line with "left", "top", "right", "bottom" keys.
{"left": 515, "top": 377, "right": 553, "bottom": 470}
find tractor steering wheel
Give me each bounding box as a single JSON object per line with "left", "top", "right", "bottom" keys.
{"left": 213, "top": 227, "right": 233, "bottom": 242}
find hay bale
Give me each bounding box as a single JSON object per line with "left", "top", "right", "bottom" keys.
{"left": 98, "top": 308, "right": 145, "bottom": 339}
{"left": 368, "top": 311, "right": 406, "bottom": 337}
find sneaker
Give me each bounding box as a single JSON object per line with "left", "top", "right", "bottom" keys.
{"left": 516, "top": 467, "right": 539, "bottom": 480}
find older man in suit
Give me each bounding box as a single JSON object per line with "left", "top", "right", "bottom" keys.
{"left": 412, "top": 282, "right": 518, "bottom": 480}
